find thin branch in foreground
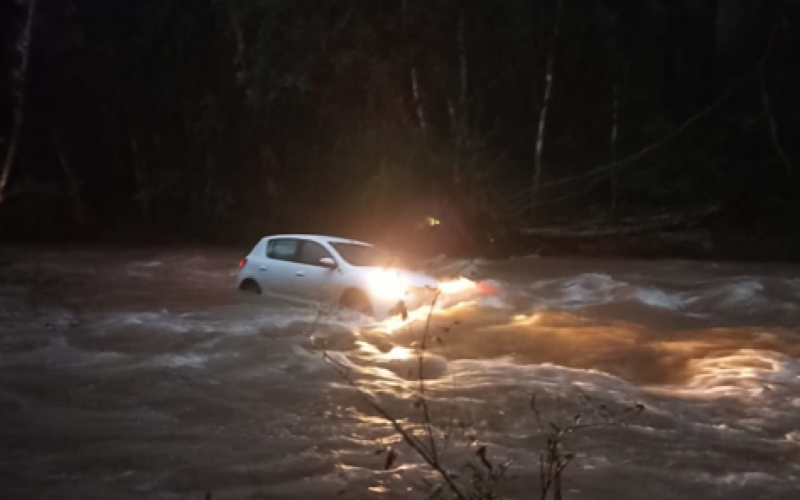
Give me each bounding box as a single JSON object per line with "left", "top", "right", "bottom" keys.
{"left": 417, "top": 290, "right": 443, "bottom": 464}
{"left": 320, "top": 261, "right": 478, "bottom": 499}
{"left": 531, "top": 393, "right": 645, "bottom": 500}
{"left": 316, "top": 254, "right": 647, "bottom": 500}
{"left": 324, "top": 352, "right": 470, "bottom": 500}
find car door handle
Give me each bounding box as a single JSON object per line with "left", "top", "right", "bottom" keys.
{"left": 259, "top": 266, "right": 267, "bottom": 272}
{"left": 296, "top": 271, "right": 304, "bottom": 277}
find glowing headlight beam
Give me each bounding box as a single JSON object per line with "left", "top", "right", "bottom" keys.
{"left": 369, "top": 269, "right": 408, "bottom": 300}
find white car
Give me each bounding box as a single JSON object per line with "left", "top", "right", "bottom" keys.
{"left": 237, "top": 234, "right": 439, "bottom": 319}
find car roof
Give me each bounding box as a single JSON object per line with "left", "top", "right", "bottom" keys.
{"left": 263, "top": 234, "right": 372, "bottom": 246}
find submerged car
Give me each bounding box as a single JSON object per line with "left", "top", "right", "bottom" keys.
{"left": 237, "top": 234, "right": 439, "bottom": 319}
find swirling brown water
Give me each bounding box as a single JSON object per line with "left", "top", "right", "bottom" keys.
{"left": 1, "top": 248, "right": 799, "bottom": 499}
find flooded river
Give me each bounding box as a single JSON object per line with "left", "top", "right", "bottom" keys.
{"left": 1, "top": 247, "right": 799, "bottom": 499}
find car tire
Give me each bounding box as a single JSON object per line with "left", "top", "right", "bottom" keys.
{"left": 239, "top": 279, "right": 262, "bottom": 295}
{"left": 340, "top": 289, "right": 373, "bottom": 316}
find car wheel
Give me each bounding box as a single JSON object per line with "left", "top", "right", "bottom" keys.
{"left": 239, "top": 279, "right": 262, "bottom": 295}
{"left": 340, "top": 289, "right": 373, "bottom": 316}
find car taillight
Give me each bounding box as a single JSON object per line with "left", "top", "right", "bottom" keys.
{"left": 238, "top": 257, "right": 247, "bottom": 269}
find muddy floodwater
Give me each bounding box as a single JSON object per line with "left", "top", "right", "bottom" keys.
{"left": 1, "top": 247, "right": 799, "bottom": 499}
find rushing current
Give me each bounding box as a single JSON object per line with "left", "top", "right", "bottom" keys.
{"left": 1, "top": 247, "right": 799, "bottom": 499}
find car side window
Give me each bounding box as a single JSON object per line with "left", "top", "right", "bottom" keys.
{"left": 298, "top": 240, "right": 333, "bottom": 266}
{"left": 266, "top": 239, "right": 299, "bottom": 261}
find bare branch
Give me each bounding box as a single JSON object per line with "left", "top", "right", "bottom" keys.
{"left": 324, "top": 352, "right": 470, "bottom": 500}
{"left": 532, "top": 391, "right": 644, "bottom": 499}
{"left": 418, "top": 290, "right": 443, "bottom": 463}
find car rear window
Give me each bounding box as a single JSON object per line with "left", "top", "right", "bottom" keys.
{"left": 266, "top": 239, "right": 299, "bottom": 261}
{"left": 330, "top": 243, "right": 393, "bottom": 267}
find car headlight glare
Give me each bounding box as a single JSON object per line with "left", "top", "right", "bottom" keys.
{"left": 369, "top": 269, "right": 408, "bottom": 300}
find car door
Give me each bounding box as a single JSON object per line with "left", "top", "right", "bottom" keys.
{"left": 259, "top": 238, "right": 303, "bottom": 299}
{"left": 293, "top": 240, "right": 339, "bottom": 304}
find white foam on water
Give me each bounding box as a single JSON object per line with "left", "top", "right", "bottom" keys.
{"left": 149, "top": 353, "right": 208, "bottom": 369}
{"left": 631, "top": 286, "right": 686, "bottom": 310}
{"left": 534, "top": 273, "right": 626, "bottom": 307}
{"left": 696, "top": 471, "right": 776, "bottom": 486}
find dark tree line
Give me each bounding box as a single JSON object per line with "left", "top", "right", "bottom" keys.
{"left": 1, "top": 0, "right": 798, "bottom": 253}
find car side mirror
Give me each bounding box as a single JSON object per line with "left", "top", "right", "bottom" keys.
{"left": 319, "top": 257, "right": 338, "bottom": 269}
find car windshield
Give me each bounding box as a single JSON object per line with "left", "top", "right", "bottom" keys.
{"left": 331, "top": 243, "right": 395, "bottom": 267}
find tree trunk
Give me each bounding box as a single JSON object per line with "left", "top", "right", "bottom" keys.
{"left": 0, "top": 0, "right": 38, "bottom": 206}
{"left": 229, "top": 6, "right": 248, "bottom": 88}
{"left": 610, "top": 81, "right": 619, "bottom": 209}
{"left": 458, "top": 7, "right": 468, "bottom": 113}
{"left": 402, "top": 0, "right": 428, "bottom": 131}
{"left": 531, "top": 0, "right": 563, "bottom": 220}
{"left": 52, "top": 131, "right": 88, "bottom": 227}
{"left": 262, "top": 144, "right": 281, "bottom": 226}
{"left": 129, "top": 132, "right": 151, "bottom": 228}
{"left": 452, "top": 6, "right": 468, "bottom": 186}
{"left": 759, "top": 69, "right": 793, "bottom": 174}
{"left": 410, "top": 66, "right": 428, "bottom": 130}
